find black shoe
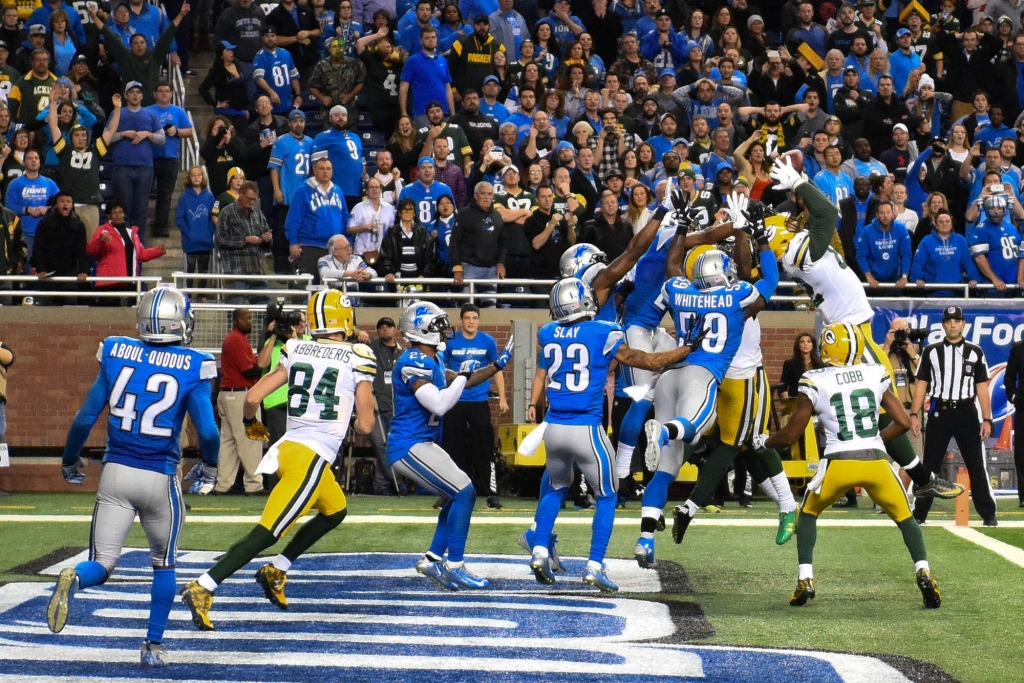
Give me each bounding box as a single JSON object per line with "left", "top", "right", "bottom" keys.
{"left": 983, "top": 517, "right": 998, "bottom": 527}
{"left": 738, "top": 498, "right": 753, "bottom": 508}
{"left": 655, "top": 514, "right": 665, "bottom": 531}
{"left": 1019, "top": 501, "right": 1024, "bottom": 508}
{"left": 832, "top": 499, "right": 858, "bottom": 508}
{"left": 486, "top": 495, "right": 503, "bottom": 509}
{"left": 672, "top": 505, "right": 694, "bottom": 544}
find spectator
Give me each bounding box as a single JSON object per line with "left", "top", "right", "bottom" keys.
{"left": 311, "top": 105, "right": 366, "bottom": 211}
{"left": 216, "top": 180, "right": 273, "bottom": 303}
{"left": 125, "top": 0, "right": 179, "bottom": 59}
{"left": 931, "top": 26, "right": 1001, "bottom": 120}
{"left": 524, "top": 182, "right": 572, "bottom": 282}
{"left": 814, "top": 145, "right": 854, "bottom": 204}
{"left": 960, "top": 142, "right": 1017, "bottom": 207}
{"left": 0, "top": 202, "right": 25, "bottom": 293}
{"left": 252, "top": 26, "right": 303, "bottom": 116}
{"left": 892, "top": 183, "right": 919, "bottom": 235}
{"left": 748, "top": 47, "right": 806, "bottom": 108}
{"left": 175, "top": 166, "right": 217, "bottom": 293}
{"left": 214, "top": 167, "right": 246, "bottom": 224}
{"left": 267, "top": 0, "right": 322, "bottom": 80}
{"left": 0, "top": 42, "right": 19, "bottom": 96}
{"left": 332, "top": 0, "right": 365, "bottom": 58}
{"left": 451, "top": 180, "right": 506, "bottom": 305}
{"left": 355, "top": 27, "right": 403, "bottom": 137}
{"left": 213, "top": 0, "right": 266, "bottom": 100}
{"left": 779, "top": 332, "right": 824, "bottom": 399}
{"left": 448, "top": 14, "right": 504, "bottom": 99}
{"left": 32, "top": 192, "right": 89, "bottom": 305}
{"left": 242, "top": 94, "right": 289, "bottom": 222}
{"left": 50, "top": 92, "right": 120, "bottom": 240}
{"left": 386, "top": 115, "right": 420, "bottom": 181}
{"left": 87, "top": 199, "right": 167, "bottom": 304}
{"left": 836, "top": 175, "right": 874, "bottom": 278}
{"left": 580, "top": 189, "right": 630, "bottom": 261}
{"left": 109, "top": 81, "right": 164, "bottom": 237}
{"left": 199, "top": 41, "right": 251, "bottom": 132}
{"left": 430, "top": 194, "right": 458, "bottom": 275}
{"left": 431, "top": 137, "right": 469, "bottom": 208}
{"left": 268, "top": 110, "right": 313, "bottom": 273}
{"left": 367, "top": 317, "right": 405, "bottom": 495}
{"left": 966, "top": 191, "right": 1023, "bottom": 294}
{"left": 840, "top": 137, "right": 887, "bottom": 180}
{"left": 398, "top": 156, "right": 454, "bottom": 225}
{"left": 5, "top": 150, "right": 58, "bottom": 267}
{"left": 863, "top": 76, "right": 910, "bottom": 158}
{"left": 855, "top": 200, "right": 912, "bottom": 290}
{"left": 8, "top": 49, "right": 56, "bottom": 127}
{"left": 488, "top": 0, "right": 529, "bottom": 60}
{"left": 451, "top": 88, "right": 500, "bottom": 152}
{"left": 309, "top": 37, "right": 365, "bottom": 122}
{"left": 286, "top": 157, "right": 350, "bottom": 283}
{"left": 43, "top": 10, "right": 81, "bottom": 77}
{"left": 493, "top": 165, "right": 535, "bottom": 295}
{"left": 479, "top": 74, "right": 510, "bottom": 123}
{"left": 35, "top": 83, "right": 96, "bottom": 183}
{"left": 147, "top": 81, "right": 193, "bottom": 239}
{"left": 316, "top": 234, "right": 376, "bottom": 289}
{"left": 26, "top": 0, "right": 86, "bottom": 46}
{"left": 216, "top": 307, "right": 270, "bottom": 495}
{"left": 910, "top": 210, "right": 979, "bottom": 293}
{"left": 887, "top": 28, "right": 921, "bottom": 96}
{"left": 396, "top": 0, "right": 440, "bottom": 54}
{"left": 369, "top": 149, "right": 404, "bottom": 205}
{"left": 418, "top": 101, "right": 474, "bottom": 177}
{"left": 201, "top": 115, "right": 246, "bottom": 198}
{"left": 378, "top": 196, "right": 436, "bottom": 281}
{"left": 785, "top": 1, "right": 825, "bottom": 59}
{"left": 915, "top": 191, "right": 952, "bottom": 249}
{"left": 399, "top": 26, "right": 454, "bottom": 117}
{"left": 348, "top": 177, "right": 394, "bottom": 268}
{"left": 0, "top": 8, "right": 24, "bottom": 70}
{"left": 879, "top": 123, "right": 914, "bottom": 183}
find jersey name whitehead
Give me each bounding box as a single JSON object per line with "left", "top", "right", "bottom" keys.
{"left": 108, "top": 342, "right": 194, "bottom": 371}
{"left": 673, "top": 292, "right": 734, "bottom": 309}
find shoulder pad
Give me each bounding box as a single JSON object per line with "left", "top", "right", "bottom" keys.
{"left": 350, "top": 342, "right": 377, "bottom": 361}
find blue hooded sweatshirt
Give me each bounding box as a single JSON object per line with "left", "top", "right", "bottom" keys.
{"left": 910, "top": 229, "right": 980, "bottom": 285}
{"left": 286, "top": 178, "right": 350, "bottom": 247}
{"left": 175, "top": 187, "right": 216, "bottom": 254}
{"left": 855, "top": 218, "right": 912, "bottom": 281}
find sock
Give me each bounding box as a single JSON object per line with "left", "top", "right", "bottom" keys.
{"left": 897, "top": 517, "right": 928, "bottom": 563}
{"left": 757, "top": 478, "right": 780, "bottom": 504}
{"left": 880, "top": 416, "right": 930, "bottom": 486}
{"left": 796, "top": 512, "right": 818, "bottom": 565}
{"left": 915, "top": 560, "right": 930, "bottom": 573}
{"left": 640, "top": 504, "right": 663, "bottom": 534}
{"left": 533, "top": 485, "right": 569, "bottom": 552}
{"left": 615, "top": 444, "right": 635, "bottom": 478}
{"left": 446, "top": 560, "right": 463, "bottom": 569}
{"left": 798, "top": 563, "right": 814, "bottom": 580}
{"left": 618, "top": 398, "right": 651, "bottom": 449}
{"left": 681, "top": 499, "right": 699, "bottom": 516}
{"left": 641, "top": 471, "right": 675, "bottom": 512}
{"left": 588, "top": 494, "right": 616, "bottom": 564}
{"left": 664, "top": 420, "right": 683, "bottom": 441}
{"left": 690, "top": 444, "right": 740, "bottom": 507}
{"left": 770, "top": 472, "right": 797, "bottom": 513}
{"left": 587, "top": 560, "right": 603, "bottom": 572}
{"left": 444, "top": 486, "right": 476, "bottom": 563}
{"left": 271, "top": 555, "right": 292, "bottom": 572}
{"left": 639, "top": 531, "right": 654, "bottom": 539}
{"left": 281, "top": 509, "right": 347, "bottom": 562}
{"left": 147, "top": 568, "right": 175, "bottom": 643}
{"left": 424, "top": 551, "right": 443, "bottom": 562}
{"left": 428, "top": 499, "right": 454, "bottom": 558}
{"left": 208, "top": 525, "right": 278, "bottom": 585}
{"left": 197, "top": 573, "right": 218, "bottom": 592}
{"left": 532, "top": 546, "right": 549, "bottom": 558}
{"left": 74, "top": 560, "right": 108, "bottom": 590}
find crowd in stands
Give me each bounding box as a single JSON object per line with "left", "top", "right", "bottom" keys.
{"left": 2, "top": 0, "right": 1024, "bottom": 304}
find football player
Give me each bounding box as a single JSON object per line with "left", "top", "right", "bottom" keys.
{"left": 388, "top": 301, "right": 513, "bottom": 590}
{"left": 634, "top": 222, "right": 779, "bottom": 568}
{"left": 50, "top": 286, "right": 220, "bottom": 667}
{"left": 527, "top": 278, "right": 702, "bottom": 591}
{"left": 765, "top": 155, "right": 963, "bottom": 500}
{"left": 765, "top": 323, "right": 940, "bottom": 609}
{"left": 180, "top": 290, "right": 376, "bottom": 631}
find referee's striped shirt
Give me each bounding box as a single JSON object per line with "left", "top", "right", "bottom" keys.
{"left": 916, "top": 339, "right": 990, "bottom": 401}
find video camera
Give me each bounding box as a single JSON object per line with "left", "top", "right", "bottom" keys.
{"left": 266, "top": 297, "right": 302, "bottom": 340}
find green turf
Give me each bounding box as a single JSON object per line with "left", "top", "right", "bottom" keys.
{"left": 2, "top": 493, "right": 1023, "bottom": 683}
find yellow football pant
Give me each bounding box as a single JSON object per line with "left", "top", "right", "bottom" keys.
{"left": 801, "top": 458, "right": 913, "bottom": 522}
{"left": 258, "top": 441, "right": 347, "bottom": 539}
{"left": 716, "top": 369, "right": 770, "bottom": 448}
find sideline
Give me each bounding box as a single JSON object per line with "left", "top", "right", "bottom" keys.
{"left": 942, "top": 525, "right": 1024, "bottom": 569}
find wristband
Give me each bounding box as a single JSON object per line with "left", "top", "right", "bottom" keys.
{"left": 528, "top": 403, "right": 537, "bottom": 408}
{"left": 983, "top": 418, "right": 993, "bottom": 424}
{"left": 652, "top": 205, "right": 668, "bottom": 222}
{"left": 243, "top": 415, "right": 256, "bottom": 426}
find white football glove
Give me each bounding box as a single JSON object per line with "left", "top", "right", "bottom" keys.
{"left": 726, "top": 191, "right": 749, "bottom": 230}
{"left": 770, "top": 156, "right": 806, "bottom": 191}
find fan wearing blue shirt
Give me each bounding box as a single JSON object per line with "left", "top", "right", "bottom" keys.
{"left": 537, "top": 0, "right": 584, "bottom": 51}
{"left": 888, "top": 29, "right": 922, "bottom": 95}
{"left": 397, "top": 0, "right": 442, "bottom": 54}
{"left": 5, "top": 150, "right": 58, "bottom": 266}
{"left": 110, "top": 81, "right": 165, "bottom": 236}
{"left": 855, "top": 201, "right": 912, "bottom": 288}
{"left": 26, "top": 0, "right": 86, "bottom": 45}
{"left": 968, "top": 193, "right": 1024, "bottom": 293}
{"left": 398, "top": 157, "right": 455, "bottom": 225}
{"left": 400, "top": 26, "right": 455, "bottom": 117}
{"left": 269, "top": 110, "right": 313, "bottom": 273}
{"left": 910, "top": 210, "right": 980, "bottom": 294}
{"left": 814, "top": 147, "right": 855, "bottom": 202}
{"left": 253, "top": 26, "right": 302, "bottom": 115}
{"left": 310, "top": 105, "right": 365, "bottom": 209}
{"left": 286, "top": 158, "right": 351, "bottom": 283}
{"left": 147, "top": 81, "right": 194, "bottom": 239}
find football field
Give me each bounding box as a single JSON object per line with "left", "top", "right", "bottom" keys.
{"left": 1, "top": 492, "right": 1023, "bottom": 683}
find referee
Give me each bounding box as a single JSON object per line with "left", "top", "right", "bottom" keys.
{"left": 909, "top": 306, "right": 998, "bottom": 526}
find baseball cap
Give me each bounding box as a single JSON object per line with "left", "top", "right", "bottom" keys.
{"left": 226, "top": 166, "right": 245, "bottom": 182}
{"left": 123, "top": 80, "right": 143, "bottom": 94}
{"left": 261, "top": 25, "right": 277, "bottom": 35}
{"left": 376, "top": 316, "right": 396, "bottom": 328}
{"left": 0, "top": 41, "right": 9, "bottom": 51}
{"left": 998, "top": 15, "right": 1013, "bottom": 25}
{"left": 843, "top": 65, "right": 859, "bottom": 74}
{"left": 554, "top": 140, "right": 575, "bottom": 153}
{"left": 856, "top": 0, "right": 874, "bottom": 5}
{"left": 329, "top": 104, "right": 348, "bottom": 118}
{"left": 288, "top": 109, "right": 306, "bottom": 120}
{"left": 501, "top": 165, "right": 519, "bottom": 176}
{"left": 660, "top": 112, "right": 677, "bottom": 123}
{"left": 220, "top": 40, "right": 237, "bottom": 50}
{"left": 70, "top": 52, "right": 88, "bottom": 65}
{"left": 482, "top": 75, "right": 500, "bottom": 85}
{"left": 893, "top": 123, "right": 908, "bottom": 133}
{"left": 417, "top": 156, "right": 435, "bottom": 167}
{"left": 658, "top": 67, "right": 676, "bottom": 79}
{"left": 654, "top": 8, "right": 670, "bottom": 18}
{"left": 895, "top": 28, "right": 910, "bottom": 37}
{"left": 604, "top": 170, "right": 624, "bottom": 180}
{"left": 672, "top": 137, "right": 690, "bottom": 147}
{"left": 942, "top": 305, "right": 964, "bottom": 322}
{"left": 28, "top": 24, "right": 46, "bottom": 36}
{"left": 474, "top": 13, "right": 489, "bottom": 23}
{"left": 55, "top": 77, "right": 71, "bottom": 87}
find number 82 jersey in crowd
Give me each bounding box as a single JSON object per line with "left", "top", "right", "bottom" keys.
{"left": 538, "top": 319, "right": 625, "bottom": 425}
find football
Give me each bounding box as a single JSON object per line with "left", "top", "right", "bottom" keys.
{"left": 780, "top": 149, "right": 804, "bottom": 173}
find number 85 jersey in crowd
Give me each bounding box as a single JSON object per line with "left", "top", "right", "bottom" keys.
{"left": 798, "top": 363, "right": 890, "bottom": 456}
{"left": 278, "top": 337, "right": 376, "bottom": 463}
{"left": 538, "top": 320, "right": 624, "bottom": 425}
{"left": 95, "top": 336, "right": 218, "bottom": 475}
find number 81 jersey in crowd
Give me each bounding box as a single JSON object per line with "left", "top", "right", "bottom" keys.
{"left": 798, "top": 363, "right": 890, "bottom": 457}
{"left": 279, "top": 337, "right": 376, "bottom": 463}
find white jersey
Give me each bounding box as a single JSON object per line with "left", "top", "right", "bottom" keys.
{"left": 277, "top": 337, "right": 376, "bottom": 463}
{"left": 782, "top": 231, "right": 873, "bottom": 326}
{"left": 798, "top": 363, "right": 891, "bottom": 457}
{"left": 725, "top": 316, "right": 762, "bottom": 379}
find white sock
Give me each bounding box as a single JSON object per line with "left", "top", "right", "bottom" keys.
{"left": 587, "top": 560, "right": 603, "bottom": 572}
{"left": 424, "top": 551, "right": 443, "bottom": 562}
{"left": 757, "top": 478, "right": 780, "bottom": 505}
{"left": 641, "top": 506, "right": 663, "bottom": 520}
{"left": 915, "top": 560, "right": 930, "bottom": 573}
{"left": 640, "top": 531, "right": 655, "bottom": 539}
{"left": 446, "top": 560, "right": 463, "bottom": 569}
{"left": 615, "top": 444, "right": 635, "bottom": 478}
{"left": 271, "top": 555, "right": 292, "bottom": 572}
{"left": 197, "top": 573, "right": 218, "bottom": 592}
{"left": 798, "top": 564, "right": 814, "bottom": 580}
{"left": 683, "top": 499, "right": 699, "bottom": 516}
{"left": 771, "top": 473, "right": 797, "bottom": 513}
{"left": 532, "top": 546, "right": 549, "bottom": 558}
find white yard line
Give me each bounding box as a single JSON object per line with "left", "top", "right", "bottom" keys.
{"left": 942, "top": 525, "right": 1024, "bottom": 569}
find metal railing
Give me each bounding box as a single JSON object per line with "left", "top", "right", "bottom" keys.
{"left": 0, "top": 276, "right": 162, "bottom": 304}
{"left": 325, "top": 276, "right": 553, "bottom": 304}
{"left": 171, "top": 272, "right": 316, "bottom": 303}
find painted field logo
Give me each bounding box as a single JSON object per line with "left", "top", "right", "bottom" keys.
{"left": 0, "top": 549, "right": 927, "bottom": 682}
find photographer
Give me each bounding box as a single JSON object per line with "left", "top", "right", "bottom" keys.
{"left": 258, "top": 302, "right": 308, "bottom": 446}
{"left": 884, "top": 317, "right": 924, "bottom": 454}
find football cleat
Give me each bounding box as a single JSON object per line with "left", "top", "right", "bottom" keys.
{"left": 140, "top": 640, "right": 167, "bottom": 668}
{"left": 913, "top": 474, "right": 965, "bottom": 499}
{"left": 790, "top": 578, "right": 816, "bottom": 606}
{"left": 46, "top": 567, "right": 78, "bottom": 633}
{"left": 255, "top": 564, "right": 288, "bottom": 609}
{"left": 518, "top": 529, "right": 533, "bottom": 553}
{"left": 415, "top": 556, "right": 460, "bottom": 591}
{"left": 644, "top": 419, "right": 668, "bottom": 471}
{"left": 520, "top": 529, "right": 564, "bottom": 573}
{"left": 530, "top": 551, "right": 556, "bottom": 585}
{"left": 672, "top": 505, "right": 694, "bottom": 544}
{"left": 916, "top": 569, "right": 941, "bottom": 609}
{"left": 634, "top": 536, "right": 656, "bottom": 568}
{"left": 584, "top": 566, "right": 619, "bottom": 593}
{"left": 180, "top": 581, "right": 216, "bottom": 631}
{"left": 441, "top": 563, "right": 490, "bottom": 590}
{"left": 776, "top": 510, "right": 797, "bottom": 545}
{"left": 655, "top": 514, "right": 666, "bottom": 532}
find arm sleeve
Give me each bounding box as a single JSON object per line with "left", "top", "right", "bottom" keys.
{"left": 962, "top": 241, "right": 981, "bottom": 281}
{"left": 62, "top": 372, "right": 108, "bottom": 465}
{"left": 904, "top": 147, "right": 929, "bottom": 212}
{"left": 753, "top": 249, "right": 779, "bottom": 301}
{"left": 185, "top": 380, "right": 220, "bottom": 466}
{"left": 795, "top": 180, "right": 840, "bottom": 262}
{"left": 899, "top": 227, "right": 911, "bottom": 275}
{"left": 413, "top": 375, "right": 468, "bottom": 415}
{"left": 909, "top": 242, "right": 925, "bottom": 281}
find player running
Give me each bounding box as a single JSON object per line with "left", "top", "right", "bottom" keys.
{"left": 180, "top": 290, "right": 375, "bottom": 631}
{"left": 49, "top": 286, "right": 220, "bottom": 667}
{"left": 765, "top": 155, "right": 963, "bottom": 500}
{"left": 527, "top": 278, "right": 704, "bottom": 591}
{"left": 766, "top": 323, "right": 941, "bottom": 609}
{"left": 389, "top": 301, "right": 514, "bottom": 591}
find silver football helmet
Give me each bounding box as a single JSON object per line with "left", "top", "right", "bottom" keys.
{"left": 399, "top": 301, "right": 455, "bottom": 347}
{"left": 559, "top": 243, "right": 607, "bottom": 279}
{"left": 690, "top": 248, "right": 736, "bottom": 290}
{"left": 983, "top": 194, "right": 1008, "bottom": 224}
{"left": 137, "top": 286, "right": 195, "bottom": 345}
{"left": 549, "top": 278, "right": 599, "bottom": 323}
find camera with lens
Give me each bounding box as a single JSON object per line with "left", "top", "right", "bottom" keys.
{"left": 893, "top": 327, "right": 929, "bottom": 348}
{"left": 266, "top": 298, "right": 301, "bottom": 340}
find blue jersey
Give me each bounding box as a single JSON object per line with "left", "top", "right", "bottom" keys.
{"left": 253, "top": 48, "right": 299, "bottom": 114}
{"left": 398, "top": 180, "right": 454, "bottom": 225}
{"left": 621, "top": 227, "right": 676, "bottom": 329}
{"left": 443, "top": 331, "right": 498, "bottom": 402}
{"left": 967, "top": 219, "right": 1024, "bottom": 285}
{"left": 538, "top": 320, "right": 625, "bottom": 425}
{"left": 311, "top": 129, "right": 364, "bottom": 197}
{"left": 269, "top": 134, "right": 313, "bottom": 205}
{"left": 386, "top": 348, "right": 448, "bottom": 463}
{"left": 433, "top": 213, "right": 457, "bottom": 270}
{"left": 654, "top": 278, "right": 760, "bottom": 382}
{"left": 75, "top": 337, "right": 217, "bottom": 475}
{"left": 146, "top": 104, "right": 190, "bottom": 160}
{"left": 813, "top": 168, "right": 854, "bottom": 204}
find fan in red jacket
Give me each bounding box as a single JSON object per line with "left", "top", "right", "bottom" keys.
{"left": 86, "top": 200, "right": 167, "bottom": 297}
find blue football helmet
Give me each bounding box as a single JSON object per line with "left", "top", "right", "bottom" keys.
{"left": 549, "top": 278, "right": 599, "bottom": 323}
{"left": 983, "top": 194, "right": 1008, "bottom": 224}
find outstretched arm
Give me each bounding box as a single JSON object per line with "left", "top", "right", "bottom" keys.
{"left": 615, "top": 342, "right": 692, "bottom": 371}
{"left": 185, "top": 381, "right": 220, "bottom": 465}
{"left": 764, "top": 393, "right": 813, "bottom": 449}
{"left": 63, "top": 372, "right": 108, "bottom": 466}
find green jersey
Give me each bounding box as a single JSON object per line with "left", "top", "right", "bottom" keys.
{"left": 9, "top": 71, "right": 56, "bottom": 126}
{"left": 54, "top": 137, "right": 107, "bottom": 205}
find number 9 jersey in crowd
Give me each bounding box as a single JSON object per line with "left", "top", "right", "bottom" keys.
{"left": 386, "top": 348, "right": 447, "bottom": 465}
{"left": 91, "top": 337, "right": 218, "bottom": 475}
{"left": 538, "top": 319, "right": 625, "bottom": 424}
